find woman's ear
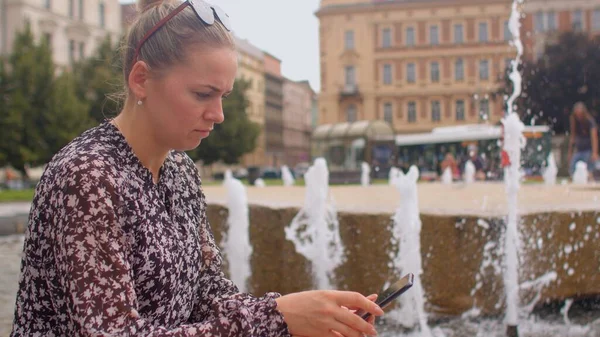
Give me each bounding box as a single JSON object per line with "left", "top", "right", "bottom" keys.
{"left": 128, "top": 61, "right": 150, "bottom": 100}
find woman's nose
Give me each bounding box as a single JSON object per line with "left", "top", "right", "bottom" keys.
{"left": 205, "top": 99, "right": 225, "bottom": 124}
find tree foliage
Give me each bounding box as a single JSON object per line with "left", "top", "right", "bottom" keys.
{"left": 502, "top": 32, "right": 600, "bottom": 134}
{"left": 73, "top": 35, "right": 124, "bottom": 124}
{"left": 0, "top": 23, "right": 91, "bottom": 175}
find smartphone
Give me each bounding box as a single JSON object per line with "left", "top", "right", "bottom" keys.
{"left": 355, "top": 273, "right": 414, "bottom": 320}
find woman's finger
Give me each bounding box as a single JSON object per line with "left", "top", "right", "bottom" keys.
{"left": 334, "top": 292, "right": 384, "bottom": 317}
{"left": 346, "top": 294, "right": 378, "bottom": 311}
{"left": 330, "top": 330, "right": 345, "bottom": 337}
{"left": 334, "top": 306, "right": 378, "bottom": 336}
{"left": 329, "top": 318, "right": 369, "bottom": 337}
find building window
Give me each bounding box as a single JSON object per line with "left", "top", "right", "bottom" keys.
{"left": 572, "top": 10, "right": 584, "bottom": 31}
{"left": 99, "top": 2, "right": 106, "bottom": 28}
{"left": 78, "top": 0, "right": 84, "bottom": 20}
{"left": 430, "top": 62, "right": 440, "bottom": 82}
{"left": 69, "top": 0, "right": 74, "bottom": 17}
{"left": 406, "top": 27, "right": 415, "bottom": 46}
{"left": 383, "top": 63, "right": 392, "bottom": 85}
{"left": 534, "top": 10, "right": 545, "bottom": 32}
{"left": 431, "top": 101, "right": 441, "bottom": 122}
{"left": 455, "top": 58, "right": 464, "bottom": 81}
{"left": 383, "top": 102, "right": 393, "bottom": 124}
{"left": 547, "top": 11, "right": 557, "bottom": 31}
{"left": 454, "top": 24, "right": 463, "bottom": 44}
{"left": 480, "top": 99, "right": 490, "bottom": 121}
{"left": 45, "top": 0, "right": 51, "bottom": 9}
{"left": 504, "top": 21, "right": 511, "bottom": 41}
{"left": 430, "top": 25, "right": 439, "bottom": 45}
{"left": 407, "top": 63, "right": 416, "bottom": 83}
{"left": 479, "top": 60, "right": 489, "bottom": 80}
{"left": 69, "top": 40, "right": 75, "bottom": 63}
{"left": 346, "top": 104, "right": 357, "bottom": 122}
{"left": 344, "top": 65, "right": 355, "bottom": 86}
{"left": 382, "top": 28, "right": 392, "bottom": 48}
{"left": 79, "top": 42, "right": 85, "bottom": 60}
{"left": 478, "top": 22, "right": 488, "bottom": 42}
{"left": 407, "top": 101, "right": 417, "bottom": 123}
{"left": 344, "top": 30, "right": 354, "bottom": 50}
{"left": 456, "top": 100, "right": 465, "bottom": 121}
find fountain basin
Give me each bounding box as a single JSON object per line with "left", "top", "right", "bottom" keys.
{"left": 204, "top": 183, "right": 600, "bottom": 318}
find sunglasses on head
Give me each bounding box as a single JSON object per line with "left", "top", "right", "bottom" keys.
{"left": 134, "top": 0, "right": 232, "bottom": 61}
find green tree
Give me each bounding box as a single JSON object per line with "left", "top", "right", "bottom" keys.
{"left": 188, "top": 78, "right": 261, "bottom": 165}
{"left": 501, "top": 32, "right": 600, "bottom": 134}
{"left": 0, "top": 57, "right": 18, "bottom": 167}
{"left": 4, "top": 22, "right": 54, "bottom": 175}
{"left": 2, "top": 23, "right": 91, "bottom": 175}
{"left": 73, "top": 35, "right": 124, "bottom": 124}
{"left": 41, "top": 71, "right": 92, "bottom": 163}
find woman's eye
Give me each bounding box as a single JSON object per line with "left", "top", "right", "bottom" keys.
{"left": 195, "top": 92, "right": 211, "bottom": 99}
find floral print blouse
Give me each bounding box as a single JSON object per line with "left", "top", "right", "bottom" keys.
{"left": 11, "top": 122, "right": 291, "bottom": 337}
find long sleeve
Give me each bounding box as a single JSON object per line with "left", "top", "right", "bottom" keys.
{"left": 187, "top": 188, "right": 291, "bottom": 337}
{"left": 50, "top": 171, "right": 278, "bottom": 337}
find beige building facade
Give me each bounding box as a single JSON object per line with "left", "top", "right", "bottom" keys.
{"left": 282, "top": 79, "right": 316, "bottom": 167}
{"left": 316, "top": 0, "right": 517, "bottom": 134}
{"left": 1, "top": 0, "right": 122, "bottom": 67}
{"left": 264, "top": 52, "right": 284, "bottom": 167}
{"left": 235, "top": 37, "right": 267, "bottom": 167}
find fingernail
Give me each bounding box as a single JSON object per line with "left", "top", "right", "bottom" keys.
{"left": 375, "top": 305, "right": 384, "bottom": 315}
{"left": 370, "top": 326, "right": 378, "bottom": 335}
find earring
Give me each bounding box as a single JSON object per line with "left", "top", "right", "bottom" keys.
{"left": 137, "top": 100, "right": 143, "bottom": 106}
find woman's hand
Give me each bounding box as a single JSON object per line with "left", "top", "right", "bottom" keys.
{"left": 276, "top": 290, "right": 384, "bottom": 337}
{"left": 341, "top": 293, "right": 378, "bottom": 326}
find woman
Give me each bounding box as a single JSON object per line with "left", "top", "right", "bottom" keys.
{"left": 10, "top": 1, "right": 383, "bottom": 336}
{"left": 568, "top": 102, "right": 598, "bottom": 176}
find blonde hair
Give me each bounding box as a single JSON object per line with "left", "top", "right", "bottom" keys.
{"left": 122, "top": 0, "right": 235, "bottom": 88}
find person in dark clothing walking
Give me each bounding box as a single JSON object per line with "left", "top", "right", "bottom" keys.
{"left": 568, "top": 102, "right": 598, "bottom": 177}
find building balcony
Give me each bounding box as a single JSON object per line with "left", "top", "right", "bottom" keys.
{"left": 339, "top": 84, "right": 362, "bottom": 102}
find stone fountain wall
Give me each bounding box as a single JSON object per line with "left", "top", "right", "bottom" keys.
{"left": 206, "top": 204, "right": 600, "bottom": 318}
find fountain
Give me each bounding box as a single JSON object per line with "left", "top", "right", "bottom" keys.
{"left": 361, "top": 162, "right": 371, "bottom": 187}
{"left": 503, "top": 1, "right": 525, "bottom": 335}
{"left": 284, "top": 158, "right": 344, "bottom": 289}
{"left": 441, "top": 167, "right": 453, "bottom": 184}
{"left": 387, "top": 166, "right": 433, "bottom": 337}
{"left": 281, "top": 165, "right": 295, "bottom": 186}
{"left": 254, "top": 178, "right": 266, "bottom": 187}
{"left": 543, "top": 153, "right": 558, "bottom": 186}
{"left": 221, "top": 171, "right": 252, "bottom": 293}
{"left": 572, "top": 161, "right": 589, "bottom": 185}
{"left": 502, "top": 113, "right": 526, "bottom": 337}
{"left": 463, "top": 161, "right": 475, "bottom": 184}
{"left": 389, "top": 167, "right": 401, "bottom": 186}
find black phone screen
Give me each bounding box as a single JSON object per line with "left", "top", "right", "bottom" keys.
{"left": 355, "top": 273, "right": 414, "bottom": 320}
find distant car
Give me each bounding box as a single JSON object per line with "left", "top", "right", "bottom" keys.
{"left": 261, "top": 167, "right": 280, "bottom": 179}
{"left": 233, "top": 168, "right": 248, "bottom": 179}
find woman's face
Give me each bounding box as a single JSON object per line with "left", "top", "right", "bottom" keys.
{"left": 143, "top": 46, "right": 238, "bottom": 152}
{"left": 574, "top": 105, "right": 586, "bottom": 120}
